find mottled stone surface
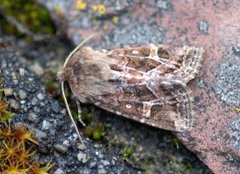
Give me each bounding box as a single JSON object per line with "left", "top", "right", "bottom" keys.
{"left": 38, "top": 0, "right": 240, "bottom": 173}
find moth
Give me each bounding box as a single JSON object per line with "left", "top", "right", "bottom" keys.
{"left": 58, "top": 40, "right": 204, "bottom": 146}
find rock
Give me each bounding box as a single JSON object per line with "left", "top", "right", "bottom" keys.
{"left": 54, "top": 144, "right": 68, "bottom": 154}
{"left": 28, "top": 112, "right": 38, "bottom": 122}
{"left": 97, "top": 165, "right": 107, "bottom": 174}
{"left": 77, "top": 143, "right": 86, "bottom": 150}
{"left": 42, "top": 120, "right": 52, "bottom": 130}
{"left": 9, "top": 99, "right": 20, "bottom": 110}
{"left": 31, "top": 97, "right": 38, "bottom": 105}
{"left": 34, "top": 129, "right": 48, "bottom": 140}
{"left": 37, "top": 93, "right": 44, "bottom": 100}
{"left": 77, "top": 152, "right": 90, "bottom": 164}
{"left": 63, "top": 140, "right": 70, "bottom": 147}
{"left": 4, "top": 88, "right": 13, "bottom": 96}
{"left": 19, "top": 89, "right": 27, "bottom": 100}
{"left": 53, "top": 168, "right": 65, "bottom": 174}
{"left": 30, "top": 62, "right": 44, "bottom": 76}
{"left": 101, "top": 160, "right": 110, "bottom": 166}
{"left": 51, "top": 101, "right": 61, "bottom": 113}
{"left": 89, "top": 162, "right": 97, "bottom": 169}
{"left": 19, "top": 68, "right": 26, "bottom": 76}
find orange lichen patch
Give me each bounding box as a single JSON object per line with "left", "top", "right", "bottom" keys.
{"left": 75, "top": 0, "right": 87, "bottom": 11}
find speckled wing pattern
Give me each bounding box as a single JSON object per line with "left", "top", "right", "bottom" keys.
{"left": 61, "top": 44, "right": 204, "bottom": 132}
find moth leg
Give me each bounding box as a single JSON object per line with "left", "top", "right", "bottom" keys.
{"left": 76, "top": 99, "right": 86, "bottom": 127}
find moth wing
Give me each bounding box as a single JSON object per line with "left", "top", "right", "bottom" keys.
{"left": 91, "top": 81, "right": 194, "bottom": 132}
{"left": 109, "top": 45, "right": 204, "bottom": 84}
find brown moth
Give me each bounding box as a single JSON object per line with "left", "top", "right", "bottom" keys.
{"left": 58, "top": 42, "right": 204, "bottom": 145}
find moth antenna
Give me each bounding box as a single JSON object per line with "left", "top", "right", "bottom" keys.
{"left": 76, "top": 99, "right": 86, "bottom": 127}
{"left": 61, "top": 81, "right": 86, "bottom": 148}
{"left": 61, "top": 34, "right": 96, "bottom": 148}
{"left": 63, "top": 34, "right": 96, "bottom": 67}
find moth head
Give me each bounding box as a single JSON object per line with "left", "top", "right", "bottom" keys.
{"left": 57, "top": 67, "right": 67, "bottom": 82}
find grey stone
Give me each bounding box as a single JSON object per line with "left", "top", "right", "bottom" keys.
{"left": 19, "top": 89, "right": 27, "bottom": 100}
{"left": 9, "top": 99, "right": 20, "bottom": 110}
{"left": 98, "top": 165, "right": 107, "bottom": 174}
{"left": 101, "top": 160, "right": 110, "bottom": 166}
{"left": 51, "top": 101, "right": 61, "bottom": 113}
{"left": 77, "top": 143, "right": 86, "bottom": 150}
{"left": 37, "top": 93, "right": 44, "bottom": 100}
{"left": 28, "top": 112, "right": 38, "bottom": 122}
{"left": 31, "top": 97, "right": 38, "bottom": 105}
{"left": 89, "top": 162, "right": 97, "bottom": 169}
{"left": 54, "top": 144, "right": 68, "bottom": 154}
{"left": 19, "top": 68, "right": 26, "bottom": 76}
{"left": 53, "top": 168, "right": 65, "bottom": 174}
{"left": 77, "top": 152, "right": 90, "bottom": 164}
{"left": 34, "top": 129, "right": 48, "bottom": 140}
{"left": 42, "top": 120, "right": 52, "bottom": 130}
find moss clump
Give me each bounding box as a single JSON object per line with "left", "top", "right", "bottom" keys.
{"left": 0, "top": 0, "right": 55, "bottom": 35}
{"left": 0, "top": 99, "right": 14, "bottom": 122}
{"left": 84, "top": 123, "right": 105, "bottom": 140}
{"left": 123, "top": 147, "right": 134, "bottom": 158}
{"left": 0, "top": 88, "right": 53, "bottom": 173}
{"left": 0, "top": 123, "right": 54, "bottom": 173}
{"left": 80, "top": 110, "right": 93, "bottom": 125}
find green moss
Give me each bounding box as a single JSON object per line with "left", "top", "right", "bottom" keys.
{"left": 123, "top": 147, "right": 133, "bottom": 158}
{"left": 84, "top": 123, "right": 105, "bottom": 140}
{"left": 172, "top": 137, "right": 180, "bottom": 149}
{"left": 0, "top": 90, "right": 14, "bottom": 122}
{"left": 0, "top": 0, "right": 55, "bottom": 35}
{"left": 123, "top": 144, "right": 136, "bottom": 159}
{"left": 80, "top": 110, "right": 93, "bottom": 125}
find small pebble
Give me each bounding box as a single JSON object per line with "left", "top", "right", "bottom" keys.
{"left": 53, "top": 168, "right": 65, "bottom": 174}
{"left": 77, "top": 152, "right": 90, "bottom": 164}
{"left": 42, "top": 120, "right": 52, "bottom": 130}
{"left": 63, "top": 140, "right": 70, "bottom": 147}
{"left": 34, "top": 129, "right": 47, "bottom": 139}
{"left": 19, "top": 89, "right": 27, "bottom": 100}
{"left": 89, "top": 162, "right": 97, "bottom": 169}
{"left": 54, "top": 144, "right": 68, "bottom": 154}
{"left": 37, "top": 93, "right": 44, "bottom": 100}
{"left": 98, "top": 165, "right": 107, "bottom": 174}
{"left": 101, "top": 160, "right": 110, "bottom": 166}
{"left": 51, "top": 101, "right": 61, "bottom": 113}
{"left": 28, "top": 112, "right": 38, "bottom": 122}
{"left": 30, "top": 62, "right": 44, "bottom": 75}
{"left": 9, "top": 99, "right": 20, "bottom": 110}
{"left": 19, "top": 68, "right": 26, "bottom": 76}
{"left": 77, "top": 143, "right": 87, "bottom": 150}
{"left": 31, "top": 97, "right": 38, "bottom": 105}
{"left": 4, "top": 88, "right": 13, "bottom": 96}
